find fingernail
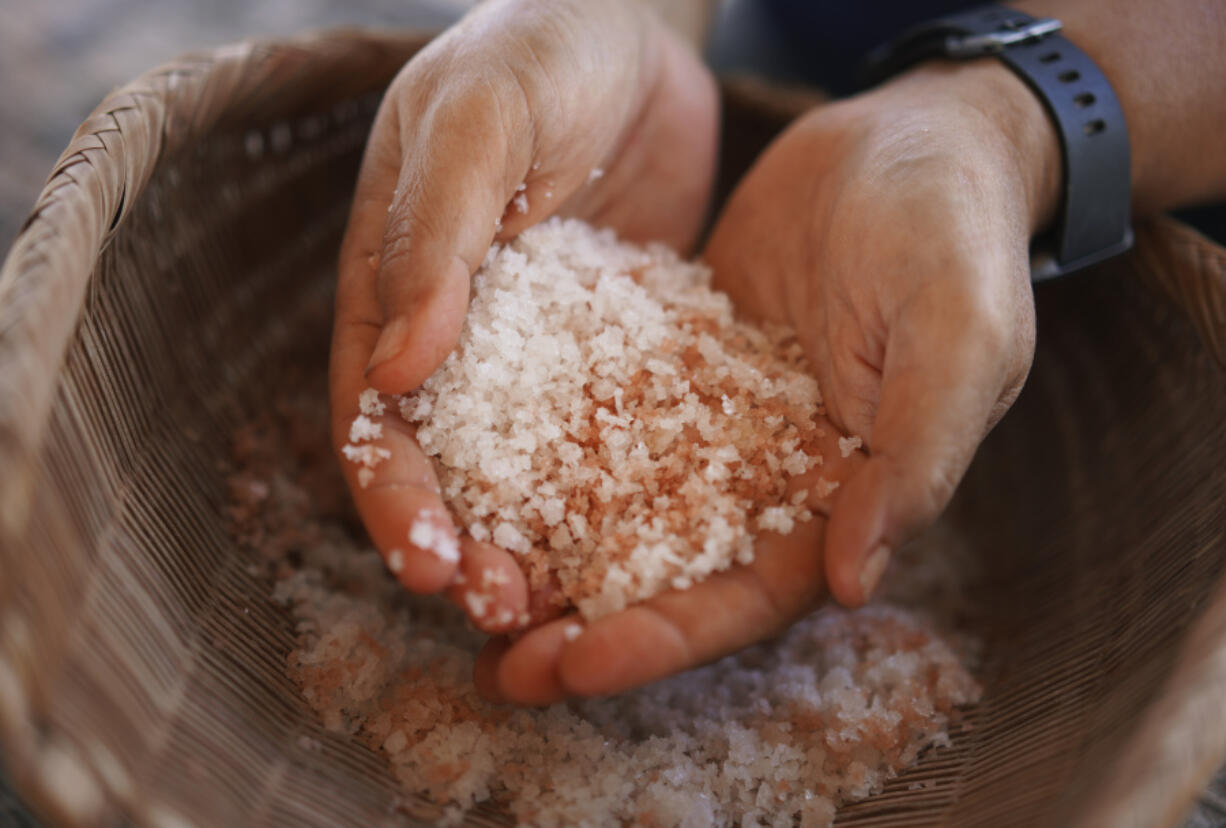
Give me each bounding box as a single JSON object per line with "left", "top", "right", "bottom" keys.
{"left": 859, "top": 544, "right": 890, "bottom": 601}
{"left": 365, "top": 317, "right": 410, "bottom": 377}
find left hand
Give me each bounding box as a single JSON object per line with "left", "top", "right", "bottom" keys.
{"left": 475, "top": 60, "right": 1060, "bottom": 704}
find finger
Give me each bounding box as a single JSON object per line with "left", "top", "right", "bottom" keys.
{"left": 487, "top": 514, "right": 825, "bottom": 703}
{"left": 494, "top": 616, "right": 586, "bottom": 706}
{"left": 446, "top": 537, "right": 529, "bottom": 633}
{"left": 365, "top": 83, "right": 532, "bottom": 394}
{"left": 824, "top": 284, "right": 1030, "bottom": 606}
{"left": 329, "top": 342, "right": 460, "bottom": 592}
{"left": 331, "top": 124, "right": 461, "bottom": 592}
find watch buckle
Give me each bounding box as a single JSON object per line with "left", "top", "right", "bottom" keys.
{"left": 944, "top": 17, "right": 1062, "bottom": 58}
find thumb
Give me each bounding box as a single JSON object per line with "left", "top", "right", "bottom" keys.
{"left": 364, "top": 91, "right": 531, "bottom": 395}
{"left": 824, "top": 289, "right": 1030, "bottom": 606}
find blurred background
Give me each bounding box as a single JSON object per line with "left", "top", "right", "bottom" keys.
{"left": 0, "top": 0, "right": 1223, "bottom": 825}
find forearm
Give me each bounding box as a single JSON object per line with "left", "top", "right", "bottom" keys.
{"left": 1014, "top": 0, "right": 1226, "bottom": 215}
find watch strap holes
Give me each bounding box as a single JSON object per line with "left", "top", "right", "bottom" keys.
{"left": 1084, "top": 119, "right": 1107, "bottom": 136}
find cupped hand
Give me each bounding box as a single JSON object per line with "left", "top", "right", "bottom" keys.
{"left": 330, "top": 0, "right": 718, "bottom": 603}
{"left": 475, "top": 60, "right": 1060, "bottom": 704}
{"left": 706, "top": 61, "right": 1058, "bottom": 608}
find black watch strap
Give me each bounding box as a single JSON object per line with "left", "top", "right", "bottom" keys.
{"left": 860, "top": 5, "right": 1132, "bottom": 281}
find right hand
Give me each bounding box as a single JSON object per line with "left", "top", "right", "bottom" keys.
{"left": 330, "top": 0, "right": 719, "bottom": 624}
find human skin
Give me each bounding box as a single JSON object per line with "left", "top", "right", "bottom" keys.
{"left": 331, "top": 0, "right": 1226, "bottom": 704}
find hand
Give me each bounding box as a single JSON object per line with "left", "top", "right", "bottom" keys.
{"left": 706, "top": 61, "right": 1057, "bottom": 607}
{"left": 474, "top": 60, "right": 1060, "bottom": 704}
{"left": 329, "top": 0, "right": 718, "bottom": 605}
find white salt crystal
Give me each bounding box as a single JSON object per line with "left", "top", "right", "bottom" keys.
{"left": 492, "top": 522, "right": 530, "bottom": 555}
{"left": 562, "top": 623, "right": 583, "bottom": 642}
{"left": 758, "top": 507, "right": 795, "bottom": 534}
{"left": 357, "top": 468, "right": 375, "bottom": 489}
{"left": 465, "top": 592, "right": 492, "bottom": 618}
{"left": 349, "top": 415, "right": 382, "bottom": 443}
{"left": 341, "top": 443, "right": 390, "bottom": 469}
{"left": 386, "top": 548, "right": 404, "bottom": 573}
{"left": 358, "top": 388, "right": 386, "bottom": 417}
{"left": 409, "top": 518, "right": 461, "bottom": 564}
{"left": 587, "top": 167, "right": 604, "bottom": 182}
{"left": 481, "top": 568, "right": 511, "bottom": 589}
{"left": 839, "top": 435, "right": 862, "bottom": 458}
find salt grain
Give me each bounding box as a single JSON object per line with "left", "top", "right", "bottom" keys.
{"left": 562, "top": 623, "right": 583, "bottom": 642}
{"left": 348, "top": 415, "right": 382, "bottom": 443}
{"left": 358, "top": 388, "right": 386, "bottom": 417}
{"left": 839, "top": 435, "right": 862, "bottom": 458}
{"left": 386, "top": 548, "right": 405, "bottom": 574}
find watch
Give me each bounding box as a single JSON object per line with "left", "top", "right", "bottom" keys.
{"left": 859, "top": 5, "right": 1133, "bottom": 281}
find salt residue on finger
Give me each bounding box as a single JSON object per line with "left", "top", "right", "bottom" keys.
{"left": 398, "top": 218, "right": 825, "bottom": 619}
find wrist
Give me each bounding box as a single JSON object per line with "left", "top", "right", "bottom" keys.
{"left": 877, "top": 60, "right": 1063, "bottom": 237}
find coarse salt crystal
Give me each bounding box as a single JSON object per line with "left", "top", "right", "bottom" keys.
{"left": 482, "top": 568, "right": 511, "bottom": 589}
{"left": 349, "top": 415, "right": 383, "bottom": 443}
{"left": 562, "top": 623, "right": 583, "bottom": 642}
{"left": 341, "top": 443, "right": 390, "bottom": 468}
{"left": 409, "top": 518, "right": 461, "bottom": 564}
{"left": 357, "top": 467, "right": 375, "bottom": 488}
{"left": 358, "top": 388, "right": 386, "bottom": 417}
{"left": 465, "top": 591, "right": 492, "bottom": 618}
{"left": 815, "top": 478, "right": 840, "bottom": 498}
{"left": 587, "top": 167, "right": 604, "bottom": 182}
{"left": 839, "top": 435, "right": 863, "bottom": 458}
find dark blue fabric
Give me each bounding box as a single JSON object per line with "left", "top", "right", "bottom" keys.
{"left": 758, "top": 0, "right": 980, "bottom": 95}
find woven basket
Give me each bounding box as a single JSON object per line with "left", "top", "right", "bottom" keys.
{"left": 2, "top": 29, "right": 1225, "bottom": 828}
